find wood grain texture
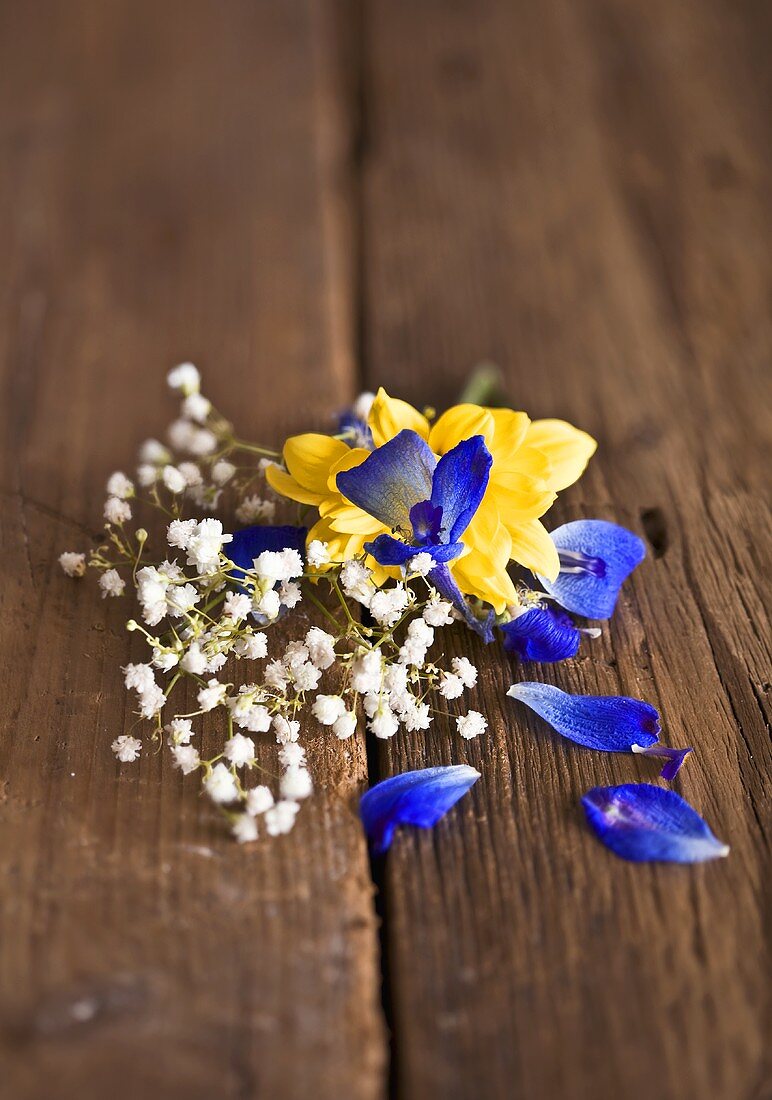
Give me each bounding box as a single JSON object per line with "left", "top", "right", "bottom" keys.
{"left": 0, "top": 3, "right": 384, "bottom": 1098}
{"left": 362, "top": 0, "right": 771, "bottom": 1097}
{"left": 1, "top": 0, "right": 770, "bottom": 1098}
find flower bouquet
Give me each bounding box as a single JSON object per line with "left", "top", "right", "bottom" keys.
{"left": 61, "top": 364, "right": 728, "bottom": 862}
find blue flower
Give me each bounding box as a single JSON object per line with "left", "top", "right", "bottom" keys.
{"left": 582, "top": 783, "right": 730, "bottom": 862}
{"left": 227, "top": 524, "right": 307, "bottom": 579}
{"left": 538, "top": 520, "right": 646, "bottom": 619}
{"left": 507, "top": 681, "right": 660, "bottom": 752}
{"left": 500, "top": 606, "right": 581, "bottom": 663}
{"left": 337, "top": 429, "right": 495, "bottom": 638}
{"left": 337, "top": 430, "right": 492, "bottom": 569}
{"left": 360, "top": 765, "right": 480, "bottom": 854}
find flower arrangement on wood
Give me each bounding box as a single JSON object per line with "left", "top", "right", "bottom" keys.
{"left": 61, "top": 364, "right": 726, "bottom": 862}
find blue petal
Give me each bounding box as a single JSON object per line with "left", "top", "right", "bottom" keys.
{"left": 582, "top": 783, "right": 730, "bottom": 863}
{"left": 632, "top": 743, "right": 693, "bottom": 781}
{"left": 507, "top": 682, "right": 660, "bottom": 751}
{"left": 538, "top": 520, "right": 646, "bottom": 619}
{"left": 364, "top": 533, "right": 419, "bottom": 567}
{"left": 429, "top": 563, "right": 495, "bottom": 642}
{"left": 365, "top": 533, "right": 465, "bottom": 568}
{"left": 360, "top": 765, "right": 480, "bottom": 854}
{"left": 336, "top": 429, "right": 436, "bottom": 532}
{"left": 410, "top": 500, "right": 443, "bottom": 543}
{"left": 430, "top": 436, "right": 492, "bottom": 543}
{"left": 228, "top": 524, "right": 307, "bottom": 577}
{"left": 501, "top": 607, "right": 581, "bottom": 663}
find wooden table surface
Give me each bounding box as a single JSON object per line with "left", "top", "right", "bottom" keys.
{"left": 1, "top": 2, "right": 769, "bottom": 1098}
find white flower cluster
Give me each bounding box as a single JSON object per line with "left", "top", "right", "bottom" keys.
{"left": 62, "top": 368, "right": 488, "bottom": 842}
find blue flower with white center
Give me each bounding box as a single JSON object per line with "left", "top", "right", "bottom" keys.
{"left": 501, "top": 605, "right": 582, "bottom": 663}
{"left": 336, "top": 429, "right": 496, "bottom": 639}
{"left": 360, "top": 765, "right": 480, "bottom": 854}
{"left": 537, "top": 519, "right": 646, "bottom": 619}
{"left": 582, "top": 784, "right": 729, "bottom": 863}
{"left": 507, "top": 681, "right": 660, "bottom": 752}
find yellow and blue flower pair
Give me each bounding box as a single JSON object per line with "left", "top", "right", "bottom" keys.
{"left": 266, "top": 387, "right": 597, "bottom": 612}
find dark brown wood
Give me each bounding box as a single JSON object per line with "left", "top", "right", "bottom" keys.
{"left": 362, "top": 1, "right": 771, "bottom": 1098}
{"left": 2, "top": 1, "right": 770, "bottom": 1098}
{"left": 0, "top": 3, "right": 384, "bottom": 1098}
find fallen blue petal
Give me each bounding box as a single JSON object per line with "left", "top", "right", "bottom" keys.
{"left": 501, "top": 606, "right": 581, "bottom": 663}
{"left": 582, "top": 783, "right": 730, "bottom": 862}
{"left": 337, "top": 429, "right": 436, "bottom": 533}
{"left": 507, "top": 682, "right": 659, "bottom": 751}
{"left": 360, "top": 765, "right": 481, "bottom": 854}
{"left": 632, "top": 743, "right": 693, "bottom": 781}
{"left": 228, "top": 524, "right": 307, "bottom": 577}
{"left": 538, "top": 519, "right": 646, "bottom": 619}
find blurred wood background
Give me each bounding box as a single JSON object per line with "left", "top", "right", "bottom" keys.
{"left": 0, "top": 2, "right": 769, "bottom": 1098}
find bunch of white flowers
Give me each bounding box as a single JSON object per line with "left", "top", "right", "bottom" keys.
{"left": 62, "top": 366, "right": 487, "bottom": 841}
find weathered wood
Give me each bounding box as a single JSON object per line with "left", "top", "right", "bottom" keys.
{"left": 363, "top": 1, "right": 771, "bottom": 1097}
{"left": 0, "top": 3, "right": 385, "bottom": 1098}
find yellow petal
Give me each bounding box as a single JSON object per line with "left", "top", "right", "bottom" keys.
{"left": 321, "top": 498, "right": 386, "bottom": 535}
{"left": 428, "top": 404, "right": 495, "bottom": 455}
{"left": 489, "top": 474, "right": 557, "bottom": 522}
{"left": 501, "top": 442, "right": 552, "bottom": 483}
{"left": 368, "top": 387, "right": 430, "bottom": 447}
{"left": 487, "top": 408, "right": 531, "bottom": 460}
{"left": 327, "top": 446, "right": 370, "bottom": 493}
{"left": 508, "top": 518, "right": 560, "bottom": 580}
{"left": 525, "top": 419, "right": 597, "bottom": 491}
{"left": 307, "top": 518, "right": 368, "bottom": 564}
{"left": 284, "top": 434, "right": 350, "bottom": 493}
{"left": 452, "top": 546, "right": 517, "bottom": 613}
{"left": 463, "top": 493, "right": 510, "bottom": 562}
{"left": 265, "top": 463, "right": 323, "bottom": 506}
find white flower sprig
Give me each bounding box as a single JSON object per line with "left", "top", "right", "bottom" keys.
{"left": 61, "top": 365, "right": 485, "bottom": 841}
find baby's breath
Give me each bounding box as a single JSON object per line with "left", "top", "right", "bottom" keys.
{"left": 61, "top": 366, "right": 486, "bottom": 841}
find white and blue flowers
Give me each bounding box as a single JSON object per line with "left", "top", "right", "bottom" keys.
{"left": 62, "top": 367, "right": 726, "bottom": 860}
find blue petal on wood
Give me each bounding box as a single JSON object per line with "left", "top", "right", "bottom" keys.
{"left": 507, "top": 682, "right": 660, "bottom": 751}
{"left": 538, "top": 519, "right": 646, "bottom": 619}
{"left": 500, "top": 606, "right": 581, "bottom": 663}
{"left": 582, "top": 783, "right": 730, "bottom": 862}
{"left": 632, "top": 743, "right": 693, "bottom": 781}
{"left": 360, "top": 765, "right": 480, "bottom": 854}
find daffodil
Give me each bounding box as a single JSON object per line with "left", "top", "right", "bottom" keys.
{"left": 266, "top": 388, "right": 596, "bottom": 613}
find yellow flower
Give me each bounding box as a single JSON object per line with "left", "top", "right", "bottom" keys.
{"left": 266, "top": 388, "right": 596, "bottom": 612}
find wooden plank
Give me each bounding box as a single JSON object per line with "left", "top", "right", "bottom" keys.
{"left": 363, "top": 0, "right": 771, "bottom": 1097}
{"left": 0, "top": 3, "right": 385, "bottom": 1097}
